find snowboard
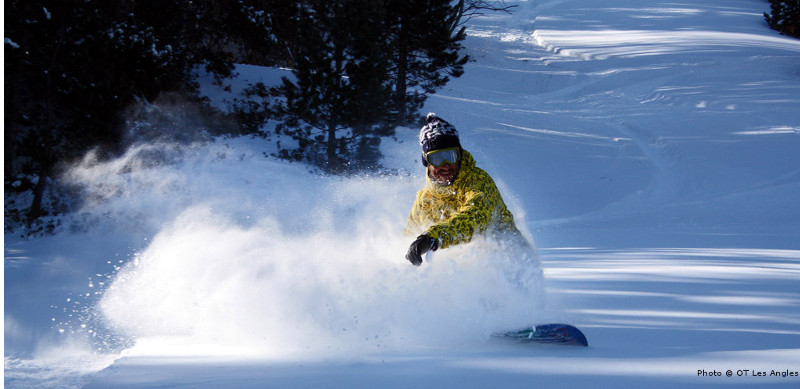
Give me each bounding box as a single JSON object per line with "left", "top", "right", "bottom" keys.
{"left": 493, "top": 323, "right": 588, "bottom": 347}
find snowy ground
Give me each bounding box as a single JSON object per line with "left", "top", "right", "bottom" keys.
{"left": 5, "top": 0, "right": 800, "bottom": 387}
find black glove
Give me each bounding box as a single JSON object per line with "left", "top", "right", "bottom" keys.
{"left": 405, "top": 235, "right": 438, "bottom": 266}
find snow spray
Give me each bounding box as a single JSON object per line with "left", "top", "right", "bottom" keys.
{"left": 66, "top": 139, "right": 543, "bottom": 358}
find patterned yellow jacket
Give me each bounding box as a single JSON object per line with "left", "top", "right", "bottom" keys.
{"left": 405, "top": 150, "right": 519, "bottom": 249}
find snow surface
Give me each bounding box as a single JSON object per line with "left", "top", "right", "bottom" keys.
{"left": 5, "top": 0, "right": 800, "bottom": 387}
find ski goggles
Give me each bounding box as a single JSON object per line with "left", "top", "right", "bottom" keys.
{"left": 425, "top": 147, "right": 461, "bottom": 167}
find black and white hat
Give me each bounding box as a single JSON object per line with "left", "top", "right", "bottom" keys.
{"left": 419, "top": 113, "right": 461, "bottom": 156}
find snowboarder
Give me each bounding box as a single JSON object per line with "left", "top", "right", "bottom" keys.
{"left": 405, "top": 113, "right": 526, "bottom": 266}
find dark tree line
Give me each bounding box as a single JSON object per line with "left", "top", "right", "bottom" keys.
{"left": 5, "top": 0, "right": 283, "bottom": 226}
{"left": 5, "top": 0, "right": 513, "bottom": 229}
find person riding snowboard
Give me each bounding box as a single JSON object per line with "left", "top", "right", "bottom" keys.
{"left": 405, "top": 113, "right": 526, "bottom": 266}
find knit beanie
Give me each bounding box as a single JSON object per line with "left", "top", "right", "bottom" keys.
{"left": 419, "top": 113, "right": 461, "bottom": 166}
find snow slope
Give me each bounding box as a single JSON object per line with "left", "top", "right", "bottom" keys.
{"left": 5, "top": 0, "right": 800, "bottom": 387}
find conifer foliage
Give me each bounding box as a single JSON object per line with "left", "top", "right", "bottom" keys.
{"left": 765, "top": 0, "right": 800, "bottom": 38}
{"left": 272, "top": 0, "right": 468, "bottom": 173}
{"left": 272, "top": 1, "right": 395, "bottom": 173}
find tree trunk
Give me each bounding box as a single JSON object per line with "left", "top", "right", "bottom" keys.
{"left": 326, "top": 116, "right": 339, "bottom": 172}
{"left": 327, "top": 40, "right": 345, "bottom": 173}
{"left": 27, "top": 163, "right": 49, "bottom": 226}
{"left": 395, "top": 24, "right": 409, "bottom": 120}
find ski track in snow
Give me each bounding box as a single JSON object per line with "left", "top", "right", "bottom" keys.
{"left": 5, "top": 0, "right": 800, "bottom": 387}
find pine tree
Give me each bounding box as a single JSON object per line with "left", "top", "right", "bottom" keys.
{"left": 273, "top": 0, "right": 396, "bottom": 173}
{"left": 385, "top": 0, "right": 469, "bottom": 125}
{"left": 765, "top": 0, "right": 800, "bottom": 38}
{"left": 271, "top": 0, "right": 470, "bottom": 172}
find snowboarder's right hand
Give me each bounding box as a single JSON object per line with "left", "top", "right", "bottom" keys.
{"left": 405, "top": 235, "right": 438, "bottom": 266}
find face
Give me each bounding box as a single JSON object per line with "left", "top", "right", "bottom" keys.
{"left": 428, "top": 160, "right": 460, "bottom": 186}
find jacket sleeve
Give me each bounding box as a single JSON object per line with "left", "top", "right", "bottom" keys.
{"left": 425, "top": 189, "right": 495, "bottom": 249}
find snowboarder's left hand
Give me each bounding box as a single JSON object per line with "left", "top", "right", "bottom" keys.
{"left": 405, "top": 235, "right": 438, "bottom": 266}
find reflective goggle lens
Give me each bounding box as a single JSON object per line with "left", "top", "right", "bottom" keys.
{"left": 426, "top": 148, "right": 460, "bottom": 167}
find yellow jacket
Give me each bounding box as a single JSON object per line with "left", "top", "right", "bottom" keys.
{"left": 405, "top": 150, "right": 519, "bottom": 249}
